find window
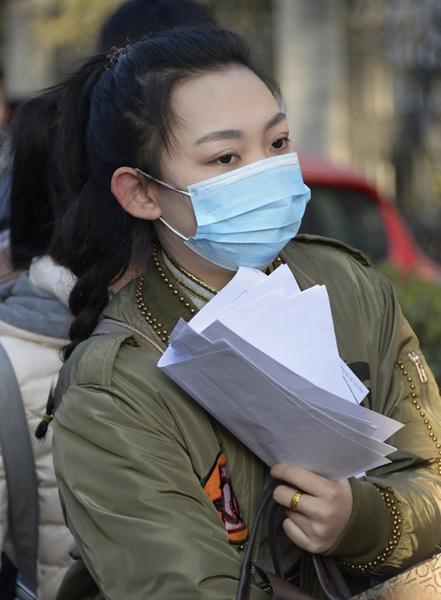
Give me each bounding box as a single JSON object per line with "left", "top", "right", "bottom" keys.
{"left": 299, "top": 185, "right": 388, "bottom": 262}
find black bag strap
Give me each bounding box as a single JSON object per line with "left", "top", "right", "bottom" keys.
{"left": 0, "top": 342, "right": 39, "bottom": 593}
{"left": 237, "top": 481, "right": 351, "bottom": 600}
{"left": 15, "top": 580, "right": 38, "bottom": 600}
{"left": 236, "top": 482, "right": 276, "bottom": 600}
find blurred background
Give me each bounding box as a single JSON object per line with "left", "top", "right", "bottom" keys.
{"left": 0, "top": 0, "right": 440, "bottom": 378}
{"left": 1, "top": 1, "right": 441, "bottom": 226}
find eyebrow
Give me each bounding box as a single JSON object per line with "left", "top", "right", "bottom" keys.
{"left": 264, "top": 111, "right": 287, "bottom": 131}
{"left": 194, "top": 111, "right": 287, "bottom": 145}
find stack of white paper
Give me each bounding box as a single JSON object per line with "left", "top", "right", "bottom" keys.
{"left": 158, "top": 265, "right": 403, "bottom": 479}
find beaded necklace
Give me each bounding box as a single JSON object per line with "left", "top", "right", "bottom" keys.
{"left": 165, "top": 251, "right": 219, "bottom": 295}
{"left": 135, "top": 245, "right": 198, "bottom": 343}
{"left": 135, "top": 245, "right": 284, "bottom": 343}
{"left": 161, "top": 251, "right": 214, "bottom": 305}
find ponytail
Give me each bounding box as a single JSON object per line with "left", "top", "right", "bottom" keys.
{"left": 50, "top": 53, "right": 150, "bottom": 360}
{"left": 55, "top": 54, "right": 106, "bottom": 199}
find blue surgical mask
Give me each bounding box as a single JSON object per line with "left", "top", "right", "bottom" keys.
{"left": 136, "top": 152, "right": 311, "bottom": 271}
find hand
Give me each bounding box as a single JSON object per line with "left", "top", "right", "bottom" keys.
{"left": 271, "top": 463, "right": 353, "bottom": 554}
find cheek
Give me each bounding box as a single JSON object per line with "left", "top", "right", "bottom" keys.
{"left": 182, "top": 200, "right": 198, "bottom": 236}
{"left": 158, "top": 188, "right": 197, "bottom": 237}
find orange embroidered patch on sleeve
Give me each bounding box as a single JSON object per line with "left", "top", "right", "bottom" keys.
{"left": 203, "top": 452, "right": 248, "bottom": 544}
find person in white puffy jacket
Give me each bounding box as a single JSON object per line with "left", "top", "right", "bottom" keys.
{"left": 0, "top": 94, "right": 76, "bottom": 600}
{"left": 0, "top": 256, "right": 76, "bottom": 600}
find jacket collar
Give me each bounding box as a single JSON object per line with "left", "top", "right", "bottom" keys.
{"left": 102, "top": 259, "right": 199, "bottom": 350}
{"left": 102, "top": 241, "right": 317, "bottom": 347}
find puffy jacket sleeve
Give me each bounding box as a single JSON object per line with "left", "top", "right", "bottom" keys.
{"left": 326, "top": 271, "right": 441, "bottom": 577}
{"left": 53, "top": 342, "right": 268, "bottom": 600}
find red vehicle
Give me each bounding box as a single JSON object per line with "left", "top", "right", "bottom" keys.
{"left": 299, "top": 154, "right": 441, "bottom": 281}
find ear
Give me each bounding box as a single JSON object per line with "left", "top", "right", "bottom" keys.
{"left": 111, "top": 167, "right": 162, "bottom": 220}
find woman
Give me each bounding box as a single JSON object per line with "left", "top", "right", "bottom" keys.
{"left": 50, "top": 27, "right": 441, "bottom": 599}
{"left": 0, "top": 95, "right": 76, "bottom": 599}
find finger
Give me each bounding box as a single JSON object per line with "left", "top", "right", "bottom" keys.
{"left": 273, "top": 484, "right": 306, "bottom": 514}
{"left": 282, "top": 517, "right": 317, "bottom": 553}
{"left": 273, "top": 484, "right": 324, "bottom": 518}
{"left": 285, "top": 509, "right": 328, "bottom": 543}
{"left": 271, "top": 463, "right": 331, "bottom": 497}
{"left": 284, "top": 509, "right": 313, "bottom": 536}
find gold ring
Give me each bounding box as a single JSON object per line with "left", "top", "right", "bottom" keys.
{"left": 290, "top": 490, "right": 303, "bottom": 511}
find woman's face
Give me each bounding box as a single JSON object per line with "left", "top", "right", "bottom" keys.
{"left": 154, "top": 65, "right": 292, "bottom": 241}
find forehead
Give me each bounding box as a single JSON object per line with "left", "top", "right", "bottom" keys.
{"left": 171, "top": 66, "right": 280, "bottom": 140}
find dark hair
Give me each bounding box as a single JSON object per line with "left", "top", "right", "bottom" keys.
{"left": 98, "top": 0, "right": 215, "bottom": 51}
{"left": 9, "top": 94, "right": 59, "bottom": 269}
{"left": 50, "top": 26, "right": 280, "bottom": 360}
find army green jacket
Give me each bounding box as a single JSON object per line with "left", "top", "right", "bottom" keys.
{"left": 53, "top": 236, "right": 441, "bottom": 600}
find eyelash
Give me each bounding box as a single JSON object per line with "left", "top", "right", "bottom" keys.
{"left": 213, "top": 137, "right": 291, "bottom": 166}
{"left": 217, "top": 154, "right": 236, "bottom": 165}
{"left": 272, "top": 136, "right": 291, "bottom": 150}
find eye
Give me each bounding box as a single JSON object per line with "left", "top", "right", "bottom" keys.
{"left": 272, "top": 137, "right": 290, "bottom": 150}
{"left": 216, "top": 153, "right": 235, "bottom": 165}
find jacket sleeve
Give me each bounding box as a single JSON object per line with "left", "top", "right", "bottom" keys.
{"left": 53, "top": 373, "right": 269, "bottom": 600}
{"left": 326, "top": 271, "right": 441, "bottom": 577}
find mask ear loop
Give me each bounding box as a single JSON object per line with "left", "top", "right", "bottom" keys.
{"left": 134, "top": 168, "right": 191, "bottom": 197}
{"left": 158, "top": 217, "right": 190, "bottom": 241}
{"left": 134, "top": 168, "right": 191, "bottom": 241}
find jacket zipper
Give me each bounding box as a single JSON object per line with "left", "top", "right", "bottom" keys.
{"left": 251, "top": 464, "right": 265, "bottom": 568}
{"left": 408, "top": 351, "right": 428, "bottom": 383}
{"left": 251, "top": 516, "right": 264, "bottom": 566}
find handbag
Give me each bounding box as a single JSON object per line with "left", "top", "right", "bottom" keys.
{"left": 237, "top": 482, "right": 441, "bottom": 600}
{"left": 353, "top": 553, "right": 441, "bottom": 599}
